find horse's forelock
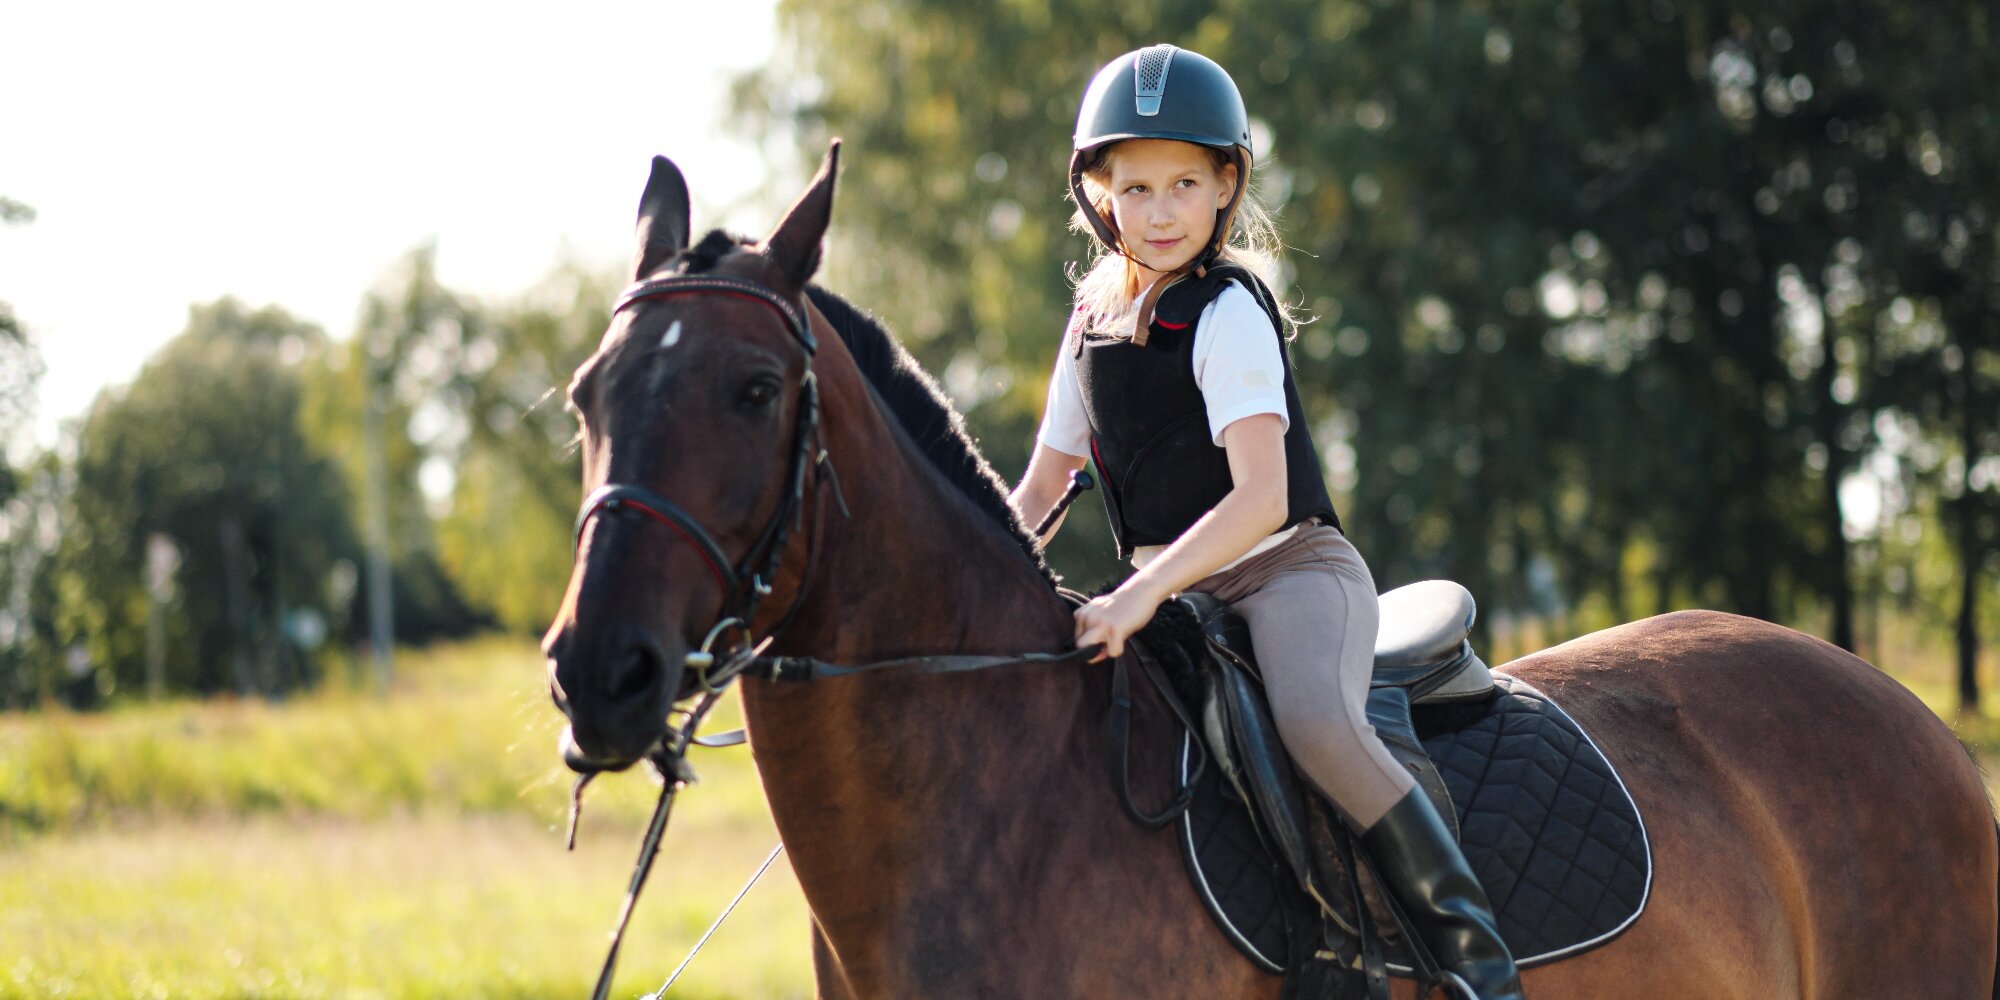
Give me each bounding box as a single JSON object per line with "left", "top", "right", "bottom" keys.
{"left": 654, "top": 229, "right": 753, "bottom": 278}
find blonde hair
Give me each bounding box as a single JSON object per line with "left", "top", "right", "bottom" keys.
{"left": 1067, "top": 141, "right": 1292, "bottom": 339}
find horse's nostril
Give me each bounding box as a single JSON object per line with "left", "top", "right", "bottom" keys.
{"left": 607, "top": 637, "right": 666, "bottom": 700}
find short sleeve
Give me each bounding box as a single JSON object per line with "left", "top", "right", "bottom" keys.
{"left": 1036, "top": 328, "right": 1093, "bottom": 458}
{"left": 1191, "top": 282, "right": 1290, "bottom": 446}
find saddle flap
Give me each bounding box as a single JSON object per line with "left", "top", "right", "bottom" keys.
{"left": 1374, "top": 581, "right": 1476, "bottom": 669}
{"left": 1213, "top": 663, "right": 1314, "bottom": 888}
{"left": 1176, "top": 594, "right": 1317, "bottom": 892}
{"left": 1179, "top": 592, "right": 1258, "bottom": 679}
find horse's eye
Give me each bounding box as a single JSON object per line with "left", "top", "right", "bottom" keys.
{"left": 738, "top": 376, "right": 781, "bottom": 411}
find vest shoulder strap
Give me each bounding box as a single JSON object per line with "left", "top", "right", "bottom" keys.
{"left": 1152, "top": 264, "right": 1285, "bottom": 339}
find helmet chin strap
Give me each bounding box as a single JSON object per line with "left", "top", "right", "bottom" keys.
{"left": 1070, "top": 146, "right": 1253, "bottom": 346}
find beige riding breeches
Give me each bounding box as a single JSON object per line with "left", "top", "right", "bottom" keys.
{"left": 1187, "top": 522, "right": 1416, "bottom": 829}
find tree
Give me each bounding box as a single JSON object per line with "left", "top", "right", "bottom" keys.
{"left": 1, "top": 195, "right": 42, "bottom": 502}
{"left": 297, "top": 247, "right": 493, "bottom": 652}
{"left": 430, "top": 263, "right": 608, "bottom": 633}
{"left": 299, "top": 247, "right": 601, "bottom": 638}
{"left": 42, "top": 299, "right": 361, "bottom": 699}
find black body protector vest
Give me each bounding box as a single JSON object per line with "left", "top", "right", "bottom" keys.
{"left": 1073, "top": 264, "right": 1340, "bottom": 559}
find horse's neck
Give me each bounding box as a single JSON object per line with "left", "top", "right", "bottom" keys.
{"left": 738, "top": 348, "right": 1092, "bottom": 971}
{"left": 769, "top": 357, "right": 1072, "bottom": 661}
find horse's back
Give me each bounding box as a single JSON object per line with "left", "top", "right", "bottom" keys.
{"left": 1498, "top": 610, "right": 1996, "bottom": 999}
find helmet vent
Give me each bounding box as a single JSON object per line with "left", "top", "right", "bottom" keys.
{"left": 1133, "top": 45, "right": 1176, "bottom": 117}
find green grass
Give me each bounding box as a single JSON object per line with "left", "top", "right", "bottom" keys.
{"left": 0, "top": 637, "right": 777, "bottom": 839}
{"left": 0, "top": 639, "right": 812, "bottom": 999}
{"left": 0, "top": 814, "right": 812, "bottom": 999}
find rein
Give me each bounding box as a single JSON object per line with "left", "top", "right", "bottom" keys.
{"left": 571, "top": 270, "right": 1204, "bottom": 998}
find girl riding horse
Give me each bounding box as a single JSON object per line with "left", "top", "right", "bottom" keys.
{"left": 1010, "top": 45, "right": 1522, "bottom": 1000}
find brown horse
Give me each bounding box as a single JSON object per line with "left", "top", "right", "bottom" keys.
{"left": 544, "top": 145, "right": 1999, "bottom": 999}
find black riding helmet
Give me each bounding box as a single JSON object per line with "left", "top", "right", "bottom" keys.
{"left": 1070, "top": 44, "right": 1253, "bottom": 274}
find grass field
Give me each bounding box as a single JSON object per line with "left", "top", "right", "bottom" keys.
{"left": 2, "top": 626, "right": 1996, "bottom": 998}
{"left": 0, "top": 639, "right": 814, "bottom": 999}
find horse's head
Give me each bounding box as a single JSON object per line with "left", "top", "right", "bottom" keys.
{"left": 544, "top": 144, "right": 840, "bottom": 773}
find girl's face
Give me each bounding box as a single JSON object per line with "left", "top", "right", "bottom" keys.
{"left": 1100, "top": 139, "right": 1237, "bottom": 278}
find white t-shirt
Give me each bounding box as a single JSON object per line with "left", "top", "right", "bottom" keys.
{"left": 1037, "top": 281, "right": 1290, "bottom": 455}
{"left": 1036, "top": 280, "right": 1296, "bottom": 569}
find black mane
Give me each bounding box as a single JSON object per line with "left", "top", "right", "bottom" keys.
{"left": 805, "top": 286, "right": 1057, "bottom": 584}
{"left": 671, "top": 230, "right": 1055, "bottom": 585}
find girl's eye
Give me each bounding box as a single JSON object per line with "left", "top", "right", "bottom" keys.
{"left": 1124, "top": 184, "right": 1146, "bottom": 195}
{"left": 1177, "top": 178, "right": 1199, "bottom": 189}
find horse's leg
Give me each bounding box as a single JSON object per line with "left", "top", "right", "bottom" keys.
{"left": 1505, "top": 611, "right": 1997, "bottom": 999}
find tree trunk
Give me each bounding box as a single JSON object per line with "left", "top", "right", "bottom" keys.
{"left": 1955, "top": 360, "right": 1981, "bottom": 716}
{"left": 1814, "top": 308, "right": 1855, "bottom": 651}
{"left": 218, "top": 518, "right": 255, "bottom": 696}
{"left": 363, "top": 368, "right": 395, "bottom": 692}
{"left": 1957, "top": 533, "right": 1979, "bottom": 716}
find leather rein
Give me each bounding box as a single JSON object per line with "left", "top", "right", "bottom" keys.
{"left": 570, "top": 269, "right": 1203, "bottom": 1000}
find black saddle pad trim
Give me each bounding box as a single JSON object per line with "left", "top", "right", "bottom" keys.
{"left": 1182, "top": 673, "right": 1653, "bottom": 974}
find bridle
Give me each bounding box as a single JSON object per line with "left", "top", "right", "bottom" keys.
{"left": 571, "top": 271, "right": 837, "bottom": 700}
{"left": 566, "top": 268, "right": 844, "bottom": 1000}
{"left": 565, "top": 266, "right": 1193, "bottom": 1000}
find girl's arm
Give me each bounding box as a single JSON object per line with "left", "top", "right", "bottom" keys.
{"left": 1074, "top": 412, "right": 1287, "bottom": 658}
{"left": 1011, "top": 443, "right": 1088, "bottom": 543}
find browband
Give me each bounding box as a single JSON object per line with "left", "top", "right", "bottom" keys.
{"left": 614, "top": 274, "right": 819, "bottom": 355}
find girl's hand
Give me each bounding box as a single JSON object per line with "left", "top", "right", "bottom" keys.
{"left": 1074, "top": 584, "right": 1163, "bottom": 661}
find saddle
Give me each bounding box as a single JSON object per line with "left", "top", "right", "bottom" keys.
{"left": 1183, "top": 580, "right": 1489, "bottom": 850}
{"left": 1132, "top": 582, "right": 1650, "bottom": 1000}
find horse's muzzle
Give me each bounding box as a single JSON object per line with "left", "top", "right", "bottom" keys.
{"left": 558, "top": 725, "right": 654, "bottom": 775}
{"left": 547, "top": 625, "right": 688, "bottom": 770}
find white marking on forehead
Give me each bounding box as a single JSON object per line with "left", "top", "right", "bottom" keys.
{"left": 659, "top": 320, "right": 683, "bottom": 349}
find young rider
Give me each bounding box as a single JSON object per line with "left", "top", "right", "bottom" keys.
{"left": 1010, "top": 45, "right": 1524, "bottom": 1000}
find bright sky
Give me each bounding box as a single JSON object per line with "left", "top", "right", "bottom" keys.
{"left": 1, "top": 1, "right": 782, "bottom": 450}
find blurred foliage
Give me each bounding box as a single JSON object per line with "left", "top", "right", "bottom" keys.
{"left": 414, "top": 259, "right": 608, "bottom": 634}
{"left": 738, "top": 0, "right": 2000, "bottom": 699}
{"left": 1, "top": 195, "right": 42, "bottom": 504}
{"left": 10, "top": 301, "right": 360, "bottom": 704}
{"left": 0, "top": 241, "right": 604, "bottom": 707}
{"left": 303, "top": 248, "right": 492, "bottom": 647}
{"left": 311, "top": 245, "right": 603, "bottom": 637}
{"left": 0, "top": 638, "right": 692, "bottom": 838}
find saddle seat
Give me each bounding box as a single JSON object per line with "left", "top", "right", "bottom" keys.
{"left": 1371, "top": 580, "right": 1496, "bottom": 704}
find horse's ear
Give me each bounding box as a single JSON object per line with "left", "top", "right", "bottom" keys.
{"left": 633, "top": 156, "right": 692, "bottom": 280}
{"left": 763, "top": 139, "right": 840, "bottom": 289}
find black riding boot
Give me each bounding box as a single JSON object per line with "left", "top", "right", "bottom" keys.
{"left": 1361, "top": 788, "right": 1525, "bottom": 1000}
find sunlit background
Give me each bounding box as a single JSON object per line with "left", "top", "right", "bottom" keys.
{"left": 2, "top": 1, "right": 1998, "bottom": 997}
{"left": 2, "top": 1, "right": 779, "bottom": 449}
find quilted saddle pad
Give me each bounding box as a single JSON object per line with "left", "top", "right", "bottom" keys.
{"left": 1182, "top": 672, "right": 1652, "bottom": 973}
